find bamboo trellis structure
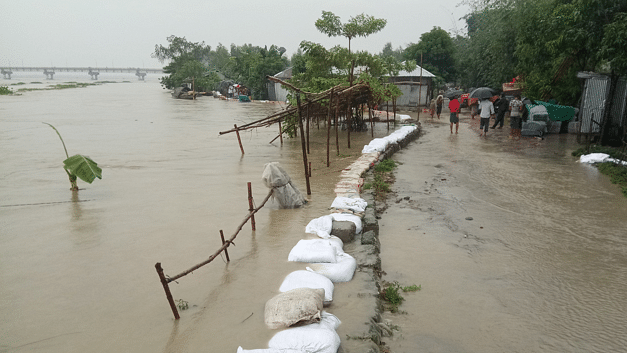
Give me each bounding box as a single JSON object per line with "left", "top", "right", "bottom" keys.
{"left": 219, "top": 78, "right": 387, "bottom": 195}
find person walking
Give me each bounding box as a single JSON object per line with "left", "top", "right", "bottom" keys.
{"left": 436, "top": 91, "right": 444, "bottom": 119}
{"left": 449, "top": 95, "right": 461, "bottom": 134}
{"left": 491, "top": 93, "right": 509, "bottom": 129}
{"left": 478, "top": 98, "right": 495, "bottom": 137}
{"left": 509, "top": 94, "right": 524, "bottom": 139}
{"left": 429, "top": 98, "right": 436, "bottom": 120}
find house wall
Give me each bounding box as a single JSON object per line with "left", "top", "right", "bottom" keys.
{"left": 382, "top": 80, "right": 432, "bottom": 109}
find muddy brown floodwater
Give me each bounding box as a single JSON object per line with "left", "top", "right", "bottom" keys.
{"left": 379, "top": 114, "right": 627, "bottom": 352}
{"left": 0, "top": 78, "right": 406, "bottom": 353}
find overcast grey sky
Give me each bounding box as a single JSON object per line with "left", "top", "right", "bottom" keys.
{"left": 1, "top": 0, "right": 470, "bottom": 69}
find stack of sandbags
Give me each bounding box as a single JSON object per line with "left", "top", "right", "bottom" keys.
{"left": 238, "top": 312, "right": 342, "bottom": 353}
{"left": 264, "top": 288, "right": 325, "bottom": 329}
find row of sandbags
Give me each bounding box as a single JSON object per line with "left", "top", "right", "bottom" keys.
{"left": 239, "top": 126, "right": 418, "bottom": 352}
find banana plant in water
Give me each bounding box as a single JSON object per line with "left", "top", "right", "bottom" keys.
{"left": 43, "top": 122, "right": 102, "bottom": 191}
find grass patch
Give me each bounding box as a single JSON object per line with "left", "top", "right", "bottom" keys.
{"left": 10, "top": 82, "right": 26, "bottom": 86}
{"left": 573, "top": 145, "right": 627, "bottom": 197}
{"left": 380, "top": 281, "right": 421, "bottom": 313}
{"left": 366, "top": 158, "right": 397, "bottom": 198}
{"left": 30, "top": 82, "right": 43, "bottom": 84}
{"left": 0, "top": 86, "right": 12, "bottom": 95}
{"left": 374, "top": 158, "right": 396, "bottom": 173}
{"left": 597, "top": 162, "right": 627, "bottom": 197}
{"left": 572, "top": 145, "right": 627, "bottom": 160}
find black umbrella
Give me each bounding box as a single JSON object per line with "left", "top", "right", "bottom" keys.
{"left": 468, "top": 87, "right": 496, "bottom": 100}
{"left": 445, "top": 89, "right": 464, "bottom": 99}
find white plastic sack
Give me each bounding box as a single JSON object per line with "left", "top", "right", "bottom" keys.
{"left": 307, "top": 252, "right": 357, "bottom": 283}
{"left": 265, "top": 288, "right": 324, "bottom": 329}
{"left": 330, "top": 213, "right": 362, "bottom": 234}
{"left": 305, "top": 215, "right": 333, "bottom": 239}
{"left": 580, "top": 153, "right": 611, "bottom": 164}
{"left": 330, "top": 197, "right": 367, "bottom": 213}
{"left": 237, "top": 347, "right": 302, "bottom": 353}
{"left": 268, "top": 312, "right": 341, "bottom": 353}
{"left": 279, "top": 270, "right": 334, "bottom": 304}
{"left": 262, "top": 162, "right": 306, "bottom": 208}
{"left": 288, "top": 239, "right": 341, "bottom": 263}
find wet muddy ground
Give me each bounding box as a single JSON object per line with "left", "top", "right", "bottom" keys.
{"left": 377, "top": 109, "right": 627, "bottom": 353}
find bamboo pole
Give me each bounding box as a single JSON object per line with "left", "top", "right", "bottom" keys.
{"left": 335, "top": 102, "right": 339, "bottom": 156}
{"left": 164, "top": 189, "right": 273, "bottom": 284}
{"left": 296, "top": 94, "right": 311, "bottom": 195}
{"left": 326, "top": 89, "right": 333, "bottom": 167}
{"left": 278, "top": 120, "right": 283, "bottom": 144}
{"left": 234, "top": 124, "right": 245, "bottom": 155}
{"left": 306, "top": 105, "right": 310, "bottom": 154}
{"left": 247, "top": 182, "right": 256, "bottom": 231}
{"left": 417, "top": 53, "right": 423, "bottom": 122}
{"left": 220, "top": 230, "right": 230, "bottom": 262}
{"left": 155, "top": 263, "right": 180, "bottom": 320}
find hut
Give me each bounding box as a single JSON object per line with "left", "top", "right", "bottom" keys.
{"left": 577, "top": 72, "right": 627, "bottom": 145}
{"left": 382, "top": 65, "right": 436, "bottom": 110}
{"left": 267, "top": 67, "right": 293, "bottom": 102}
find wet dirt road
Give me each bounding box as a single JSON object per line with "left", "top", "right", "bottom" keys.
{"left": 378, "top": 113, "right": 627, "bottom": 352}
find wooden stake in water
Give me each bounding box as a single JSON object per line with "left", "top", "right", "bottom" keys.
{"left": 155, "top": 262, "right": 180, "bottom": 320}
{"left": 296, "top": 94, "right": 311, "bottom": 195}
{"left": 247, "top": 182, "right": 256, "bottom": 231}
{"left": 234, "top": 124, "right": 244, "bottom": 155}
{"left": 220, "top": 230, "right": 230, "bottom": 262}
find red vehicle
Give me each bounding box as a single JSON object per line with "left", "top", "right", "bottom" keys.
{"left": 460, "top": 93, "right": 498, "bottom": 108}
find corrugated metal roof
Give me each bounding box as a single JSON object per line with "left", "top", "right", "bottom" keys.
{"left": 394, "top": 65, "right": 436, "bottom": 78}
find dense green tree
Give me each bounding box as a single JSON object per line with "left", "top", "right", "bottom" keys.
{"left": 379, "top": 42, "right": 404, "bottom": 62}
{"left": 404, "top": 27, "right": 457, "bottom": 82}
{"left": 314, "top": 11, "right": 387, "bottom": 53}
{"left": 223, "top": 44, "right": 289, "bottom": 99}
{"left": 153, "top": 36, "right": 220, "bottom": 91}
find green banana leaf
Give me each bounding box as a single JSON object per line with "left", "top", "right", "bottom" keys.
{"left": 63, "top": 154, "right": 102, "bottom": 184}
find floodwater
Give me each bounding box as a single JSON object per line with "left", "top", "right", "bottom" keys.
{"left": 379, "top": 119, "right": 627, "bottom": 352}
{"left": 0, "top": 74, "right": 401, "bottom": 353}
{"left": 3, "top": 75, "right": 627, "bottom": 353}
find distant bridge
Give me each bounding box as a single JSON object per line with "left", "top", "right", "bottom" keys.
{"left": 1, "top": 66, "right": 164, "bottom": 80}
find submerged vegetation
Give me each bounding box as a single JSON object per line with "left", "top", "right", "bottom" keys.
{"left": 0, "top": 86, "right": 12, "bottom": 95}
{"left": 43, "top": 122, "right": 102, "bottom": 191}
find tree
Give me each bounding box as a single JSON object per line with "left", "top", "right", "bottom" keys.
{"left": 153, "top": 36, "right": 219, "bottom": 92}
{"left": 152, "top": 35, "right": 210, "bottom": 63}
{"left": 404, "top": 27, "right": 457, "bottom": 82}
{"left": 315, "top": 11, "right": 387, "bottom": 54}
{"left": 223, "top": 44, "right": 289, "bottom": 99}
{"left": 379, "top": 42, "right": 404, "bottom": 62}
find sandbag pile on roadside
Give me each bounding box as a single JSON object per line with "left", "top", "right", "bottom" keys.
{"left": 237, "top": 125, "right": 417, "bottom": 353}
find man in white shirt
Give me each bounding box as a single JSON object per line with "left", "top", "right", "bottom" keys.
{"left": 478, "top": 98, "right": 495, "bottom": 137}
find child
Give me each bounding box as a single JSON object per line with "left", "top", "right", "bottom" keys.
{"left": 429, "top": 99, "right": 436, "bottom": 119}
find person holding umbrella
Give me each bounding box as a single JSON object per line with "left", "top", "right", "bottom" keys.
{"left": 469, "top": 87, "right": 496, "bottom": 137}
{"left": 448, "top": 94, "right": 461, "bottom": 134}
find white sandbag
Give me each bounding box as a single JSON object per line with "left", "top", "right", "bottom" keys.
{"left": 279, "top": 270, "right": 334, "bottom": 304}
{"left": 268, "top": 312, "right": 341, "bottom": 353}
{"left": 265, "top": 288, "right": 324, "bottom": 329}
{"left": 288, "top": 239, "right": 340, "bottom": 263}
{"left": 305, "top": 215, "right": 333, "bottom": 239}
{"left": 330, "top": 213, "right": 362, "bottom": 234}
{"left": 237, "top": 347, "right": 302, "bottom": 353}
{"left": 307, "top": 252, "right": 357, "bottom": 283}
{"left": 330, "top": 197, "right": 367, "bottom": 213}
{"left": 262, "top": 162, "right": 306, "bottom": 208}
